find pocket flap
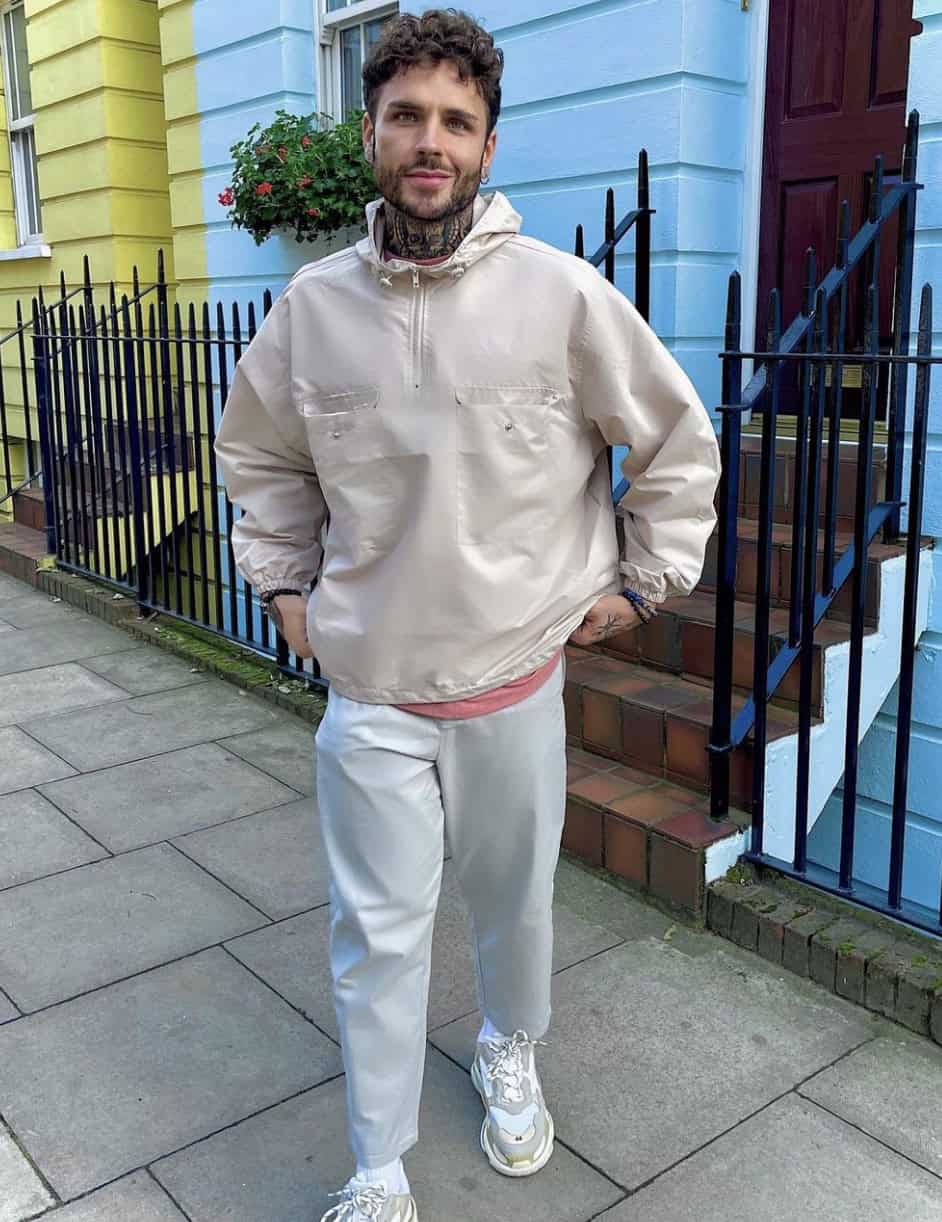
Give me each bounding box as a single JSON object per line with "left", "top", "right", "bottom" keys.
{"left": 454, "top": 385, "right": 561, "bottom": 407}
{"left": 299, "top": 386, "right": 379, "bottom": 418}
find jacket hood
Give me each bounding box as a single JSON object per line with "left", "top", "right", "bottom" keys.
{"left": 356, "top": 190, "right": 522, "bottom": 286}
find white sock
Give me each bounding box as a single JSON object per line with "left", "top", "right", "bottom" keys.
{"left": 478, "top": 1016, "right": 506, "bottom": 1045}
{"left": 355, "top": 1157, "right": 409, "bottom": 1196}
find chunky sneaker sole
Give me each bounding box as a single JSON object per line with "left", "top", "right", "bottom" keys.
{"left": 471, "top": 1056, "right": 555, "bottom": 1177}
{"left": 319, "top": 1181, "right": 417, "bottom": 1221}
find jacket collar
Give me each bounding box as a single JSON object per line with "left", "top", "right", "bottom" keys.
{"left": 356, "top": 190, "right": 522, "bottom": 287}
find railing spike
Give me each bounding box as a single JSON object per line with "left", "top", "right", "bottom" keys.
{"left": 725, "top": 270, "right": 742, "bottom": 339}
{"left": 837, "top": 201, "right": 851, "bottom": 270}
{"left": 803, "top": 247, "right": 817, "bottom": 315}
{"left": 157, "top": 248, "right": 165, "bottom": 285}
{"left": 637, "top": 148, "right": 649, "bottom": 208}
{"left": 869, "top": 154, "right": 884, "bottom": 225}
{"left": 768, "top": 287, "right": 782, "bottom": 348}
{"left": 903, "top": 110, "right": 920, "bottom": 183}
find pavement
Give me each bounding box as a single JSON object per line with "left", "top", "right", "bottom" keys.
{"left": 1, "top": 568, "right": 942, "bottom": 1222}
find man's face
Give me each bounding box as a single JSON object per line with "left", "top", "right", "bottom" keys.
{"left": 362, "top": 59, "right": 497, "bottom": 222}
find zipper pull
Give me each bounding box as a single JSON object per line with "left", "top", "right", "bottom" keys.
{"left": 411, "top": 266, "right": 420, "bottom": 289}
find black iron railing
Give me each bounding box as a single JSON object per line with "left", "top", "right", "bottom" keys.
{"left": 708, "top": 111, "right": 942, "bottom": 935}
{"left": 28, "top": 252, "right": 319, "bottom": 686}
{"left": 572, "top": 148, "right": 654, "bottom": 503}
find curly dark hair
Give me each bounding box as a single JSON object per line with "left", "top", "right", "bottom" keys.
{"left": 362, "top": 9, "right": 504, "bottom": 135}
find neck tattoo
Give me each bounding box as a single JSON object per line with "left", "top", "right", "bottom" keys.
{"left": 382, "top": 199, "right": 475, "bottom": 261}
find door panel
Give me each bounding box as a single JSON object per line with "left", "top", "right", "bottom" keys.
{"left": 758, "top": 0, "right": 921, "bottom": 419}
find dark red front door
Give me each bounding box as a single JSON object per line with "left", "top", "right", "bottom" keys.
{"left": 758, "top": 0, "right": 921, "bottom": 417}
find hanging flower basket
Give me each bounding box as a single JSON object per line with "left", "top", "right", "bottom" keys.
{"left": 219, "top": 109, "right": 376, "bottom": 246}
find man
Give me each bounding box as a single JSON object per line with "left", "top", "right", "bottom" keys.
{"left": 215, "top": 10, "right": 721, "bottom": 1220}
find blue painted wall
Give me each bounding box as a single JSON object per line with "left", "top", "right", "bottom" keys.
{"left": 191, "top": 0, "right": 318, "bottom": 305}
{"left": 807, "top": 1, "right": 942, "bottom": 913}
{"left": 400, "top": 0, "right": 752, "bottom": 418}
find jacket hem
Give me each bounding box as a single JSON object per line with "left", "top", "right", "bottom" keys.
{"left": 312, "top": 596, "right": 601, "bottom": 703}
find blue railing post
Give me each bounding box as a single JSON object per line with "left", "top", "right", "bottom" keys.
{"left": 708, "top": 272, "right": 743, "bottom": 820}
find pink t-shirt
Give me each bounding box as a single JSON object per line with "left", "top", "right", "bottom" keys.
{"left": 396, "top": 648, "right": 563, "bottom": 720}
{"left": 382, "top": 246, "right": 562, "bottom": 719}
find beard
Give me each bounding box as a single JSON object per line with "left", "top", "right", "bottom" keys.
{"left": 372, "top": 151, "right": 484, "bottom": 222}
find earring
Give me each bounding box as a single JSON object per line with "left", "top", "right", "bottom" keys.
{"left": 481, "top": 171, "right": 490, "bottom": 184}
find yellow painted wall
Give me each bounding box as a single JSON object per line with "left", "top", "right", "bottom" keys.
{"left": 0, "top": 0, "right": 174, "bottom": 506}
{"left": 157, "top": 0, "right": 205, "bottom": 306}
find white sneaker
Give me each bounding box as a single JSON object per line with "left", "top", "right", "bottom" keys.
{"left": 319, "top": 1176, "right": 417, "bottom": 1221}
{"left": 470, "top": 1028, "right": 555, "bottom": 1177}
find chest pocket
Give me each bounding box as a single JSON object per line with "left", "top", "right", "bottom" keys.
{"left": 298, "top": 387, "right": 400, "bottom": 555}
{"left": 455, "top": 384, "right": 561, "bottom": 546}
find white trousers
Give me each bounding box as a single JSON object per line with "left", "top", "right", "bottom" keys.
{"left": 314, "top": 652, "right": 568, "bottom": 1167}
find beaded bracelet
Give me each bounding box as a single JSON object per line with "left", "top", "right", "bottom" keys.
{"left": 621, "top": 587, "right": 658, "bottom": 625}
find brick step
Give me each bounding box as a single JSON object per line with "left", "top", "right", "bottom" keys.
{"left": 595, "top": 592, "right": 855, "bottom": 716}
{"left": 563, "top": 743, "right": 748, "bottom": 916}
{"left": 731, "top": 440, "right": 886, "bottom": 531}
{"left": 12, "top": 487, "right": 45, "bottom": 532}
{"left": 563, "top": 646, "right": 818, "bottom": 814}
{"left": 697, "top": 518, "right": 906, "bottom": 627}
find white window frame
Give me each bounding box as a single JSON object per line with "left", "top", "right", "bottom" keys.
{"left": 315, "top": 0, "right": 399, "bottom": 122}
{"left": 1, "top": 0, "right": 42, "bottom": 247}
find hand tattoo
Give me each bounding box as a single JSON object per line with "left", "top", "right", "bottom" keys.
{"left": 267, "top": 603, "right": 284, "bottom": 635}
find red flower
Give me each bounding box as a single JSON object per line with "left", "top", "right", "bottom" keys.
{"left": 277, "top": 146, "right": 288, "bottom": 162}
{"left": 301, "top": 135, "right": 312, "bottom": 148}
{"left": 256, "top": 181, "right": 273, "bottom": 196}
{"left": 296, "top": 175, "right": 312, "bottom": 189}
{"left": 217, "top": 186, "right": 235, "bottom": 207}
{"left": 306, "top": 207, "right": 320, "bottom": 217}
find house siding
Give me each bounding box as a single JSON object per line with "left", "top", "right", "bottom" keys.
{"left": 163, "top": 0, "right": 320, "bottom": 310}
{"left": 0, "top": 0, "right": 173, "bottom": 512}
{"left": 399, "top": 0, "right": 755, "bottom": 417}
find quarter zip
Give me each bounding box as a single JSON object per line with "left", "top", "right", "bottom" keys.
{"left": 409, "top": 266, "right": 427, "bottom": 390}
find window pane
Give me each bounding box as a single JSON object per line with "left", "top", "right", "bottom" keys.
{"left": 326, "top": 0, "right": 348, "bottom": 11}
{"left": 8, "top": 3, "right": 32, "bottom": 119}
{"left": 24, "top": 125, "right": 40, "bottom": 236}
{"left": 340, "top": 24, "right": 362, "bottom": 118}
{"left": 12, "top": 126, "right": 41, "bottom": 239}
{"left": 364, "top": 16, "right": 389, "bottom": 53}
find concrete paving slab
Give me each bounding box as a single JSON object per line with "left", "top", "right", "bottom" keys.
{"left": 218, "top": 721, "right": 317, "bottom": 795}
{"left": 38, "top": 743, "right": 300, "bottom": 852}
{"left": 227, "top": 860, "right": 624, "bottom": 1040}
{"left": 0, "top": 1124, "right": 54, "bottom": 1222}
{"left": 79, "top": 647, "right": 210, "bottom": 696}
{"left": 431, "top": 938, "right": 875, "bottom": 1189}
{"left": 0, "top": 948, "right": 343, "bottom": 1198}
{"left": 0, "top": 662, "right": 127, "bottom": 728}
{"left": 24, "top": 679, "right": 286, "bottom": 770}
{"left": 153, "top": 1044, "right": 624, "bottom": 1222}
{"left": 553, "top": 855, "right": 713, "bottom": 955}
{"left": 42, "top": 1171, "right": 187, "bottom": 1221}
{"left": 0, "top": 597, "right": 87, "bottom": 628}
{"left": 801, "top": 1034, "right": 942, "bottom": 1177}
{"left": 0, "top": 843, "right": 267, "bottom": 1010}
{"left": 0, "top": 726, "right": 76, "bottom": 795}
{"left": 172, "top": 798, "right": 328, "bottom": 920}
{"left": 0, "top": 789, "right": 107, "bottom": 890}
{"left": 598, "top": 1092, "right": 942, "bottom": 1221}
{"left": 0, "top": 619, "right": 133, "bottom": 677}
{"left": 0, "top": 991, "right": 18, "bottom": 1023}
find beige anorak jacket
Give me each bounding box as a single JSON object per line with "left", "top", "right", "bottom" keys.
{"left": 214, "top": 191, "right": 721, "bottom": 704}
